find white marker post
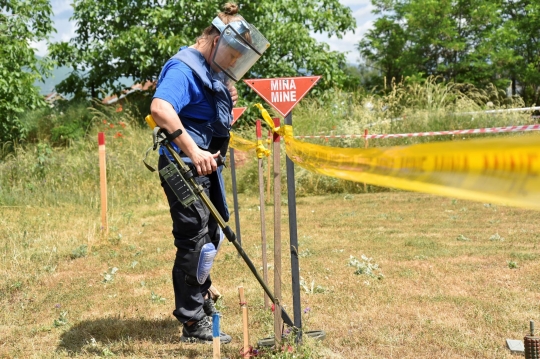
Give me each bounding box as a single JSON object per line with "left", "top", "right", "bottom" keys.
{"left": 98, "top": 132, "right": 108, "bottom": 237}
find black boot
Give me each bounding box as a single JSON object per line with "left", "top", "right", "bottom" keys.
{"left": 181, "top": 317, "right": 232, "bottom": 344}
{"left": 202, "top": 297, "right": 219, "bottom": 317}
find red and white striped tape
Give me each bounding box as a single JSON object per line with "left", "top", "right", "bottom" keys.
{"left": 296, "top": 133, "right": 364, "bottom": 140}
{"left": 295, "top": 124, "right": 540, "bottom": 140}
{"left": 459, "top": 106, "right": 540, "bottom": 115}
{"left": 362, "top": 106, "right": 540, "bottom": 128}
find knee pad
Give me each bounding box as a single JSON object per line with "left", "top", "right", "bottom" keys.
{"left": 175, "top": 230, "right": 222, "bottom": 285}
{"left": 197, "top": 242, "right": 218, "bottom": 285}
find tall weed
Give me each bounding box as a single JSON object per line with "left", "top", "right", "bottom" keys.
{"left": 0, "top": 102, "right": 162, "bottom": 207}
{"left": 1, "top": 78, "right": 535, "bottom": 201}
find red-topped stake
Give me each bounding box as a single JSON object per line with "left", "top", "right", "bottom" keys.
{"left": 98, "top": 132, "right": 105, "bottom": 146}
{"left": 244, "top": 76, "right": 321, "bottom": 117}
{"left": 256, "top": 119, "right": 262, "bottom": 138}
{"left": 273, "top": 118, "right": 280, "bottom": 142}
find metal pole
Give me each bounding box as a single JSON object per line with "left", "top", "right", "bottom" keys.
{"left": 229, "top": 148, "right": 242, "bottom": 248}
{"left": 284, "top": 112, "right": 302, "bottom": 343}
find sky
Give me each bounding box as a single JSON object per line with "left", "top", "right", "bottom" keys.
{"left": 312, "top": 0, "right": 376, "bottom": 64}
{"left": 36, "top": 0, "right": 377, "bottom": 65}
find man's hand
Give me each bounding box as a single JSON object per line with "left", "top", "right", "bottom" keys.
{"left": 228, "top": 85, "right": 238, "bottom": 106}
{"left": 189, "top": 148, "right": 221, "bottom": 176}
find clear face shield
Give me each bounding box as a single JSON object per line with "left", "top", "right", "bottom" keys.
{"left": 211, "top": 16, "right": 270, "bottom": 83}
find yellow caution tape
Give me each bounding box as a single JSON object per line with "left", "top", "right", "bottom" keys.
{"left": 229, "top": 132, "right": 257, "bottom": 152}
{"left": 283, "top": 126, "right": 540, "bottom": 210}
{"left": 250, "top": 104, "right": 540, "bottom": 210}
{"left": 254, "top": 103, "right": 276, "bottom": 131}
{"left": 256, "top": 140, "right": 270, "bottom": 159}
{"left": 229, "top": 134, "right": 270, "bottom": 159}
{"left": 229, "top": 107, "right": 271, "bottom": 158}
{"left": 254, "top": 103, "right": 286, "bottom": 136}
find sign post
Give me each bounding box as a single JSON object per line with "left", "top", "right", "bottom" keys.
{"left": 230, "top": 107, "right": 247, "bottom": 248}
{"left": 244, "top": 76, "right": 321, "bottom": 343}
{"left": 284, "top": 111, "right": 302, "bottom": 342}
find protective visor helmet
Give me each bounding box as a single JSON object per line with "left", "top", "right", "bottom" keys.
{"left": 211, "top": 16, "right": 270, "bottom": 82}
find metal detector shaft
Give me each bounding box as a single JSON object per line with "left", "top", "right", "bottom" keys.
{"left": 145, "top": 116, "right": 294, "bottom": 327}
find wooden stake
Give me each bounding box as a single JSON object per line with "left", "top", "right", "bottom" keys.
{"left": 238, "top": 286, "right": 250, "bottom": 358}
{"left": 364, "top": 129, "right": 369, "bottom": 193}
{"left": 256, "top": 121, "right": 270, "bottom": 309}
{"left": 212, "top": 313, "right": 221, "bottom": 359}
{"left": 98, "top": 132, "right": 108, "bottom": 237}
{"left": 266, "top": 130, "right": 272, "bottom": 202}
{"left": 272, "top": 118, "right": 282, "bottom": 347}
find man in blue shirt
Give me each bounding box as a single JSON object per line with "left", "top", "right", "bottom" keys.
{"left": 150, "top": 2, "right": 269, "bottom": 344}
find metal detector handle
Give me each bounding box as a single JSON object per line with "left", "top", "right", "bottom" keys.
{"left": 145, "top": 115, "right": 226, "bottom": 168}
{"left": 216, "top": 154, "right": 226, "bottom": 168}
{"left": 144, "top": 115, "right": 294, "bottom": 328}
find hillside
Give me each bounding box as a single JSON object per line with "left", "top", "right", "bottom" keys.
{"left": 33, "top": 56, "right": 72, "bottom": 95}
{"left": 33, "top": 57, "right": 133, "bottom": 96}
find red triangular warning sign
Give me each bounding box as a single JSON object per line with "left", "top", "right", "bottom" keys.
{"left": 231, "top": 107, "right": 246, "bottom": 126}
{"left": 243, "top": 76, "right": 321, "bottom": 117}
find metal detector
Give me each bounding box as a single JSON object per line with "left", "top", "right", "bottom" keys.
{"left": 144, "top": 115, "right": 294, "bottom": 328}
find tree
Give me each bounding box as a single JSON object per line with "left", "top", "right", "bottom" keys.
{"left": 0, "top": 0, "right": 54, "bottom": 145}
{"left": 49, "top": 0, "right": 356, "bottom": 102}
{"left": 357, "top": 17, "right": 408, "bottom": 86}
{"left": 357, "top": 0, "right": 503, "bottom": 90}
{"left": 495, "top": 0, "right": 540, "bottom": 104}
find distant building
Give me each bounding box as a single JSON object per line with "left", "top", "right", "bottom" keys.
{"left": 44, "top": 91, "right": 67, "bottom": 107}
{"left": 102, "top": 81, "right": 156, "bottom": 105}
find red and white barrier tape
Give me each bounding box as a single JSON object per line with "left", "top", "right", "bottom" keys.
{"left": 295, "top": 124, "right": 540, "bottom": 140}
{"left": 459, "top": 106, "right": 540, "bottom": 115}
{"left": 363, "top": 106, "right": 539, "bottom": 128}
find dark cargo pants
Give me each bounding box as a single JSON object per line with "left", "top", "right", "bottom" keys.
{"left": 159, "top": 155, "right": 220, "bottom": 324}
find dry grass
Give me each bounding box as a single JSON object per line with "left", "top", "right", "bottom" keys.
{"left": 2, "top": 82, "right": 538, "bottom": 357}
{"left": 1, "top": 189, "right": 539, "bottom": 358}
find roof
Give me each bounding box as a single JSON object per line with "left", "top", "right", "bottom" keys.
{"left": 102, "top": 81, "right": 156, "bottom": 105}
